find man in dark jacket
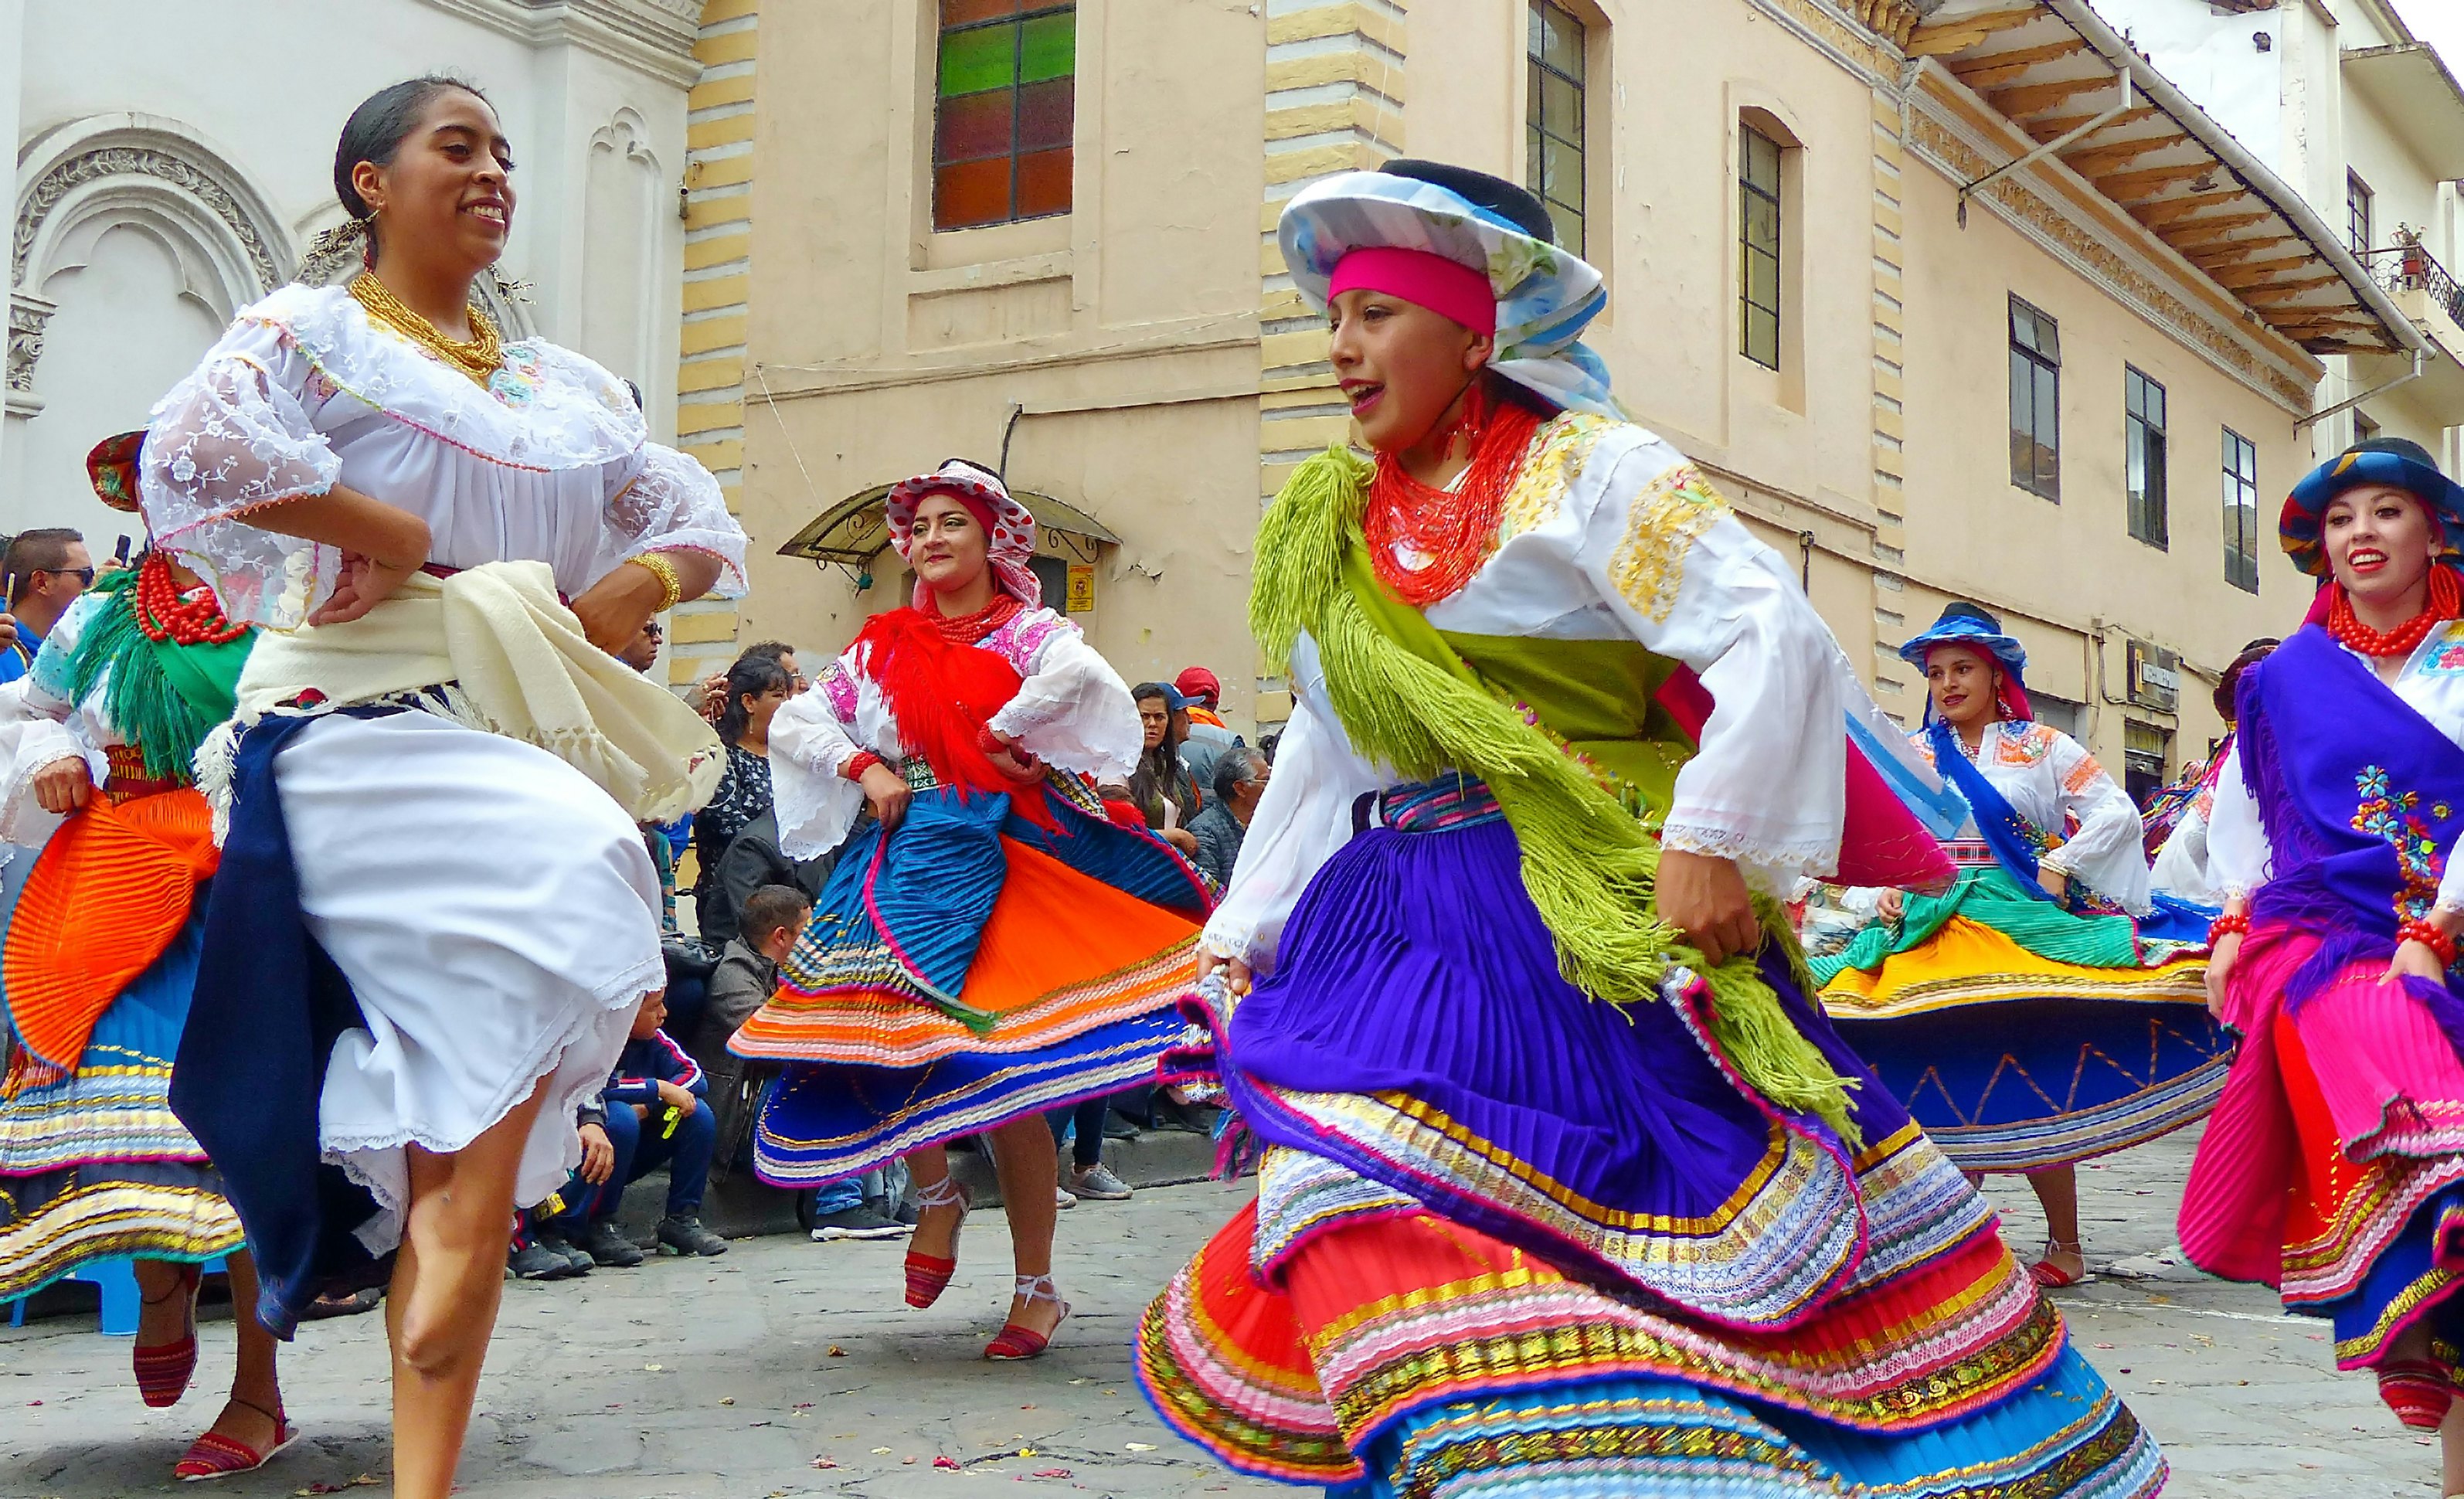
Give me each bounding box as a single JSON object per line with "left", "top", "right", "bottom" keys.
{"left": 702, "top": 807, "right": 835, "bottom": 946}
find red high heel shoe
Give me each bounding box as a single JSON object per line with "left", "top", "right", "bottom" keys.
{"left": 984, "top": 1273, "right": 1070, "bottom": 1361}
{"left": 902, "top": 1176, "right": 970, "bottom": 1309}
{"left": 133, "top": 1263, "right": 202, "bottom": 1409}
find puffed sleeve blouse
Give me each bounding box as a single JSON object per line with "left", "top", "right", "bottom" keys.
{"left": 766, "top": 605, "right": 1144, "bottom": 860}
{"left": 0, "top": 594, "right": 115, "bottom": 850}
{"left": 1917, "top": 720, "right": 2153, "bottom": 914}
{"left": 138, "top": 283, "right": 746, "bottom": 629}
{"left": 1203, "top": 413, "right": 1867, "bottom": 971}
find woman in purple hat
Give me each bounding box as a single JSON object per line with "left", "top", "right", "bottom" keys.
{"left": 2184, "top": 437, "right": 2464, "bottom": 1482}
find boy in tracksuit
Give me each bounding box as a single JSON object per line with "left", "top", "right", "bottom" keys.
{"left": 535, "top": 991, "right": 729, "bottom": 1265}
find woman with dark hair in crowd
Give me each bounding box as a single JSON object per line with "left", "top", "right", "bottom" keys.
{"left": 2185, "top": 440, "right": 2464, "bottom": 1491}
{"left": 1127, "top": 682, "right": 1201, "bottom": 856}
{"left": 139, "top": 77, "right": 742, "bottom": 1498}
{"left": 694, "top": 649, "right": 794, "bottom": 933}
{"left": 2146, "top": 637, "right": 2280, "bottom": 905}
{"left": 0, "top": 437, "right": 289, "bottom": 1478}
{"left": 1135, "top": 160, "right": 2160, "bottom": 1496}
{"left": 732, "top": 459, "right": 1208, "bottom": 1359}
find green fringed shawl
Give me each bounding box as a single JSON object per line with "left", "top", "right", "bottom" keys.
{"left": 1252, "top": 444, "right": 1857, "bottom": 1141}
{"left": 63, "top": 569, "right": 252, "bottom": 782}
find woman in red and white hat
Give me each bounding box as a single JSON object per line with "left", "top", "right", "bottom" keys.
{"left": 731, "top": 459, "right": 1209, "bottom": 1359}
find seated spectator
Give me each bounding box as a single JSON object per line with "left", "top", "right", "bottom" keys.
{"left": 1173, "top": 666, "right": 1241, "bottom": 787}
{"left": 1129, "top": 682, "right": 1203, "bottom": 858}
{"left": 703, "top": 804, "right": 836, "bottom": 947}
{"left": 1187, "top": 744, "right": 1269, "bottom": 889}
{"left": 1050, "top": 1093, "right": 1134, "bottom": 1204}
{"left": 509, "top": 1093, "right": 612, "bottom": 1280}
{"left": 530, "top": 991, "right": 729, "bottom": 1266}
{"left": 693, "top": 885, "right": 812, "bottom": 1178}
{"left": 694, "top": 650, "right": 796, "bottom": 933}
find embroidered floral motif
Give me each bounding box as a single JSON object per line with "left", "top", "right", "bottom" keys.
{"left": 2062, "top": 751, "right": 2108, "bottom": 794}
{"left": 2351, "top": 764, "right": 2454, "bottom": 923}
{"left": 1498, "top": 411, "right": 1613, "bottom": 542}
{"left": 489, "top": 346, "right": 545, "bottom": 409}
{"left": 1606, "top": 462, "right": 1729, "bottom": 624}
{"left": 2422, "top": 624, "right": 2464, "bottom": 675}
{"left": 1993, "top": 723, "right": 2058, "bottom": 767}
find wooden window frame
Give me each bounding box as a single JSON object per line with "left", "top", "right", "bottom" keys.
{"left": 1738, "top": 124, "right": 1783, "bottom": 372}
{"left": 1525, "top": 0, "right": 1587, "bottom": 256}
{"left": 931, "top": 1, "right": 1077, "bottom": 233}
{"left": 2347, "top": 171, "right": 2374, "bottom": 256}
{"left": 2009, "top": 296, "right": 2061, "bottom": 502}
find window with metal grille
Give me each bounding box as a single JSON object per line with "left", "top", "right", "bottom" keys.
{"left": 2222, "top": 427, "right": 2259, "bottom": 593}
{"left": 2126, "top": 366, "right": 2167, "bottom": 548}
{"left": 1526, "top": 0, "right": 1585, "bottom": 254}
{"left": 1739, "top": 126, "right": 1783, "bottom": 370}
{"left": 932, "top": 1, "right": 1076, "bottom": 232}
{"left": 2348, "top": 171, "right": 2374, "bottom": 254}
{"left": 2009, "top": 297, "right": 2060, "bottom": 501}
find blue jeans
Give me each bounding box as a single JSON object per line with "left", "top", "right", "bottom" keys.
{"left": 543, "top": 1096, "right": 716, "bottom": 1225}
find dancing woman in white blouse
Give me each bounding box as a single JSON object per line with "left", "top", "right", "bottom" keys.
{"left": 139, "top": 79, "right": 743, "bottom": 1499}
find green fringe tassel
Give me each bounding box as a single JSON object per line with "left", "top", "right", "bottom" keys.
{"left": 63, "top": 578, "right": 228, "bottom": 783}
{"left": 1253, "top": 445, "right": 1858, "bottom": 1144}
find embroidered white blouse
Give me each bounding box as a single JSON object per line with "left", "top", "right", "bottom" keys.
{"left": 1206, "top": 413, "right": 1878, "bottom": 970}
{"left": 766, "top": 605, "right": 1144, "bottom": 860}
{"left": 0, "top": 595, "right": 126, "bottom": 851}
{"left": 2208, "top": 621, "right": 2464, "bottom": 910}
{"left": 1910, "top": 720, "right": 2153, "bottom": 915}
{"left": 138, "top": 284, "right": 746, "bottom": 629}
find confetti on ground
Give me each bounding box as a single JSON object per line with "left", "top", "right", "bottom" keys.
{"left": 643, "top": 1363, "right": 664, "bottom": 1372}
{"left": 810, "top": 1458, "right": 839, "bottom": 1470}
{"left": 719, "top": 1396, "right": 735, "bottom": 1406}
{"left": 934, "top": 1456, "right": 962, "bottom": 1470}
{"left": 873, "top": 1447, "right": 894, "bottom": 1455}
{"left": 1034, "top": 1469, "right": 1072, "bottom": 1480}
{"left": 1126, "top": 1442, "right": 1157, "bottom": 1452}
{"left": 828, "top": 1345, "right": 848, "bottom": 1357}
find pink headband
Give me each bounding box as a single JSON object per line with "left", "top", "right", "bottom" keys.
{"left": 1328, "top": 246, "right": 1496, "bottom": 336}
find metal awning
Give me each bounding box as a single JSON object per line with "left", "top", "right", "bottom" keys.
{"left": 775, "top": 483, "right": 1121, "bottom": 566}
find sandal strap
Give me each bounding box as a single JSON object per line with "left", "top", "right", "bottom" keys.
{"left": 228, "top": 1395, "right": 286, "bottom": 1427}
{"left": 914, "top": 1176, "right": 967, "bottom": 1208}
{"left": 1014, "top": 1273, "right": 1060, "bottom": 1304}
{"left": 141, "top": 1262, "right": 203, "bottom": 1307}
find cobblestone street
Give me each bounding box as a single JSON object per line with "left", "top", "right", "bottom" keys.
{"left": 0, "top": 1131, "right": 2445, "bottom": 1497}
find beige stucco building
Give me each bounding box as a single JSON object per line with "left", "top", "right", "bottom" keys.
{"left": 699, "top": 0, "right": 2425, "bottom": 795}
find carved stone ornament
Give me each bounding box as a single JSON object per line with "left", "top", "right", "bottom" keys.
{"left": 13, "top": 144, "right": 283, "bottom": 294}
{"left": 8, "top": 289, "right": 55, "bottom": 399}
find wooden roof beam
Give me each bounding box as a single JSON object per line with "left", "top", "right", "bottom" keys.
{"left": 1949, "top": 37, "right": 2094, "bottom": 90}
{"left": 2167, "top": 216, "right": 2281, "bottom": 250}
{"left": 2129, "top": 189, "right": 2245, "bottom": 228}
{"left": 2185, "top": 235, "right": 2302, "bottom": 269}
{"left": 1907, "top": 6, "right": 2041, "bottom": 56}
{"left": 2060, "top": 132, "right": 2190, "bottom": 178}
{"left": 2026, "top": 104, "right": 2158, "bottom": 144}
{"left": 2209, "top": 255, "right": 2330, "bottom": 290}
{"left": 1990, "top": 75, "right": 2117, "bottom": 117}
{"left": 2096, "top": 161, "right": 2226, "bottom": 202}
{"left": 2238, "top": 274, "right": 2352, "bottom": 304}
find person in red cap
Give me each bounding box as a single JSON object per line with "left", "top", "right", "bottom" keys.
{"left": 1173, "top": 667, "right": 1226, "bottom": 729}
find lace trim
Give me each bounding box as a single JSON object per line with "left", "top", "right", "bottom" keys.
{"left": 1660, "top": 820, "right": 1837, "bottom": 879}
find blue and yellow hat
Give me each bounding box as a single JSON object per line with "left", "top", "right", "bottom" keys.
{"left": 1899, "top": 602, "right": 2032, "bottom": 722}
{"left": 2280, "top": 437, "right": 2464, "bottom": 578}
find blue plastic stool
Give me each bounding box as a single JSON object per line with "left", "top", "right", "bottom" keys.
{"left": 4, "top": 1254, "right": 226, "bottom": 1336}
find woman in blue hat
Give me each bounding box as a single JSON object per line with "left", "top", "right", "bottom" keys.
{"left": 1133, "top": 160, "right": 2162, "bottom": 1499}
{"left": 1815, "top": 600, "right": 2222, "bottom": 1288}
{"left": 2184, "top": 438, "right": 2464, "bottom": 1477}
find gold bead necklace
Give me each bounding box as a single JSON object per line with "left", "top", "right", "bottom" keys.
{"left": 349, "top": 271, "right": 503, "bottom": 386}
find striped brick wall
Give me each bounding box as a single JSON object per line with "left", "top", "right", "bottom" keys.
{"left": 670, "top": 0, "right": 759, "bottom": 688}
{"left": 1865, "top": 83, "right": 1912, "bottom": 705}
{"left": 1253, "top": 0, "right": 1407, "bottom": 718}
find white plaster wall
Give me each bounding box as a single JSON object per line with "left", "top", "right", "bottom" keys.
{"left": 2088, "top": 0, "right": 2282, "bottom": 173}
{"left": 0, "top": 0, "right": 694, "bottom": 546}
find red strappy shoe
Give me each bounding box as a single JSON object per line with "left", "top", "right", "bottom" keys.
{"left": 2379, "top": 1358, "right": 2453, "bottom": 1430}
{"left": 984, "top": 1273, "right": 1070, "bottom": 1361}
{"left": 2027, "top": 1240, "right": 2091, "bottom": 1290}
{"left": 174, "top": 1398, "right": 300, "bottom": 1482}
{"left": 133, "top": 1263, "right": 202, "bottom": 1409}
{"left": 902, "top": 1176, "right": 970, "bottom": 1309}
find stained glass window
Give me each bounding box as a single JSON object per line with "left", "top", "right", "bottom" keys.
{"left": 933, "top": 0, "right": 1076, "bottom": 232}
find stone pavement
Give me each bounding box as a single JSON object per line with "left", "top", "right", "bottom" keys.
{"left": 0, "top": 1127, "right": 2447, "bottom": 1497}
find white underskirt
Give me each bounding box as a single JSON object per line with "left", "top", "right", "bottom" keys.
{"left": 273, "top": 711, "right": 661, "bottom": 1252}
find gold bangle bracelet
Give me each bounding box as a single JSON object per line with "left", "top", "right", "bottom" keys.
{"left": 627, "top": 552, "right": 685, "bottom": 613}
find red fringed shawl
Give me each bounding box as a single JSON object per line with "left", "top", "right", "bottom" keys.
{"left": 855, "top": 598, "right": 1061, "bottom": 831}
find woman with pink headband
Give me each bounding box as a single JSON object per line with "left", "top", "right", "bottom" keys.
{"left": 730, "top": 459, "right": 1209, "bottom": 1360}
{"left": 1133, "top": 161, "right": 2160, "bottom": 1497}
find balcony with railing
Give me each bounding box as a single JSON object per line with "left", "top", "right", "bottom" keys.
{"left": 2361, "top": 236, "right": 2464, "bottom": 362}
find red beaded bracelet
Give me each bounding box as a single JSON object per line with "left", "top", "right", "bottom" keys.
{"left": 2207, "top": 911, "right": 2252, "bottom": 944}
{"left": 2399, "top": 916, "right": 2459, "bottom": 968}
{"left": 842, "top": 750, "right": 884, "bottom": 782}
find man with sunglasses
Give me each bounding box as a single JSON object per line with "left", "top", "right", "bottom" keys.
{"left": 0, "top": 528, "right": 93, "bottom": 685}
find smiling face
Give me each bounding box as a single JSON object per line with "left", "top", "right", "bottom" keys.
{"left": 909, "top": 492, "right": 992, "bottom": 597}
{"left": 353, "top": 87, "right": 515, "bottom": 280}
{"left": 1925, "top": 645, "right": 2002, "bottom": 731}
{"left": 1327, "top": 287, "right": 1494, "bottom": 454}
{"left": 2323, "top": 482, "right": 2441, "bottom": 607}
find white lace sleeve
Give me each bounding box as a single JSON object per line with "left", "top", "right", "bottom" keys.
{"left": 768, "top": 649, "right": 870, "bottom": 861}
{"left": 1201, "top": 634, "right": 1384, "bottom": 971}
{"left": 0, "top": 597, "right": 103, "bottom": 848}
{"left": 138, "top": 321, "right": 345, "bottom": 628}
{"left": 1572, "top": 438, "right": 1846, "bottom": 889}
{"left": 607, "top": 442, "right": 748, "bottom": 597}
{"left": 987, "top": 619, "right": 1142, "bottom": 783}
{"left": 2206, "top": 743, "right": 2270, "bottom": 903}
{"left": 2034, "top": 730, "right": 2152, "bottom": 913}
